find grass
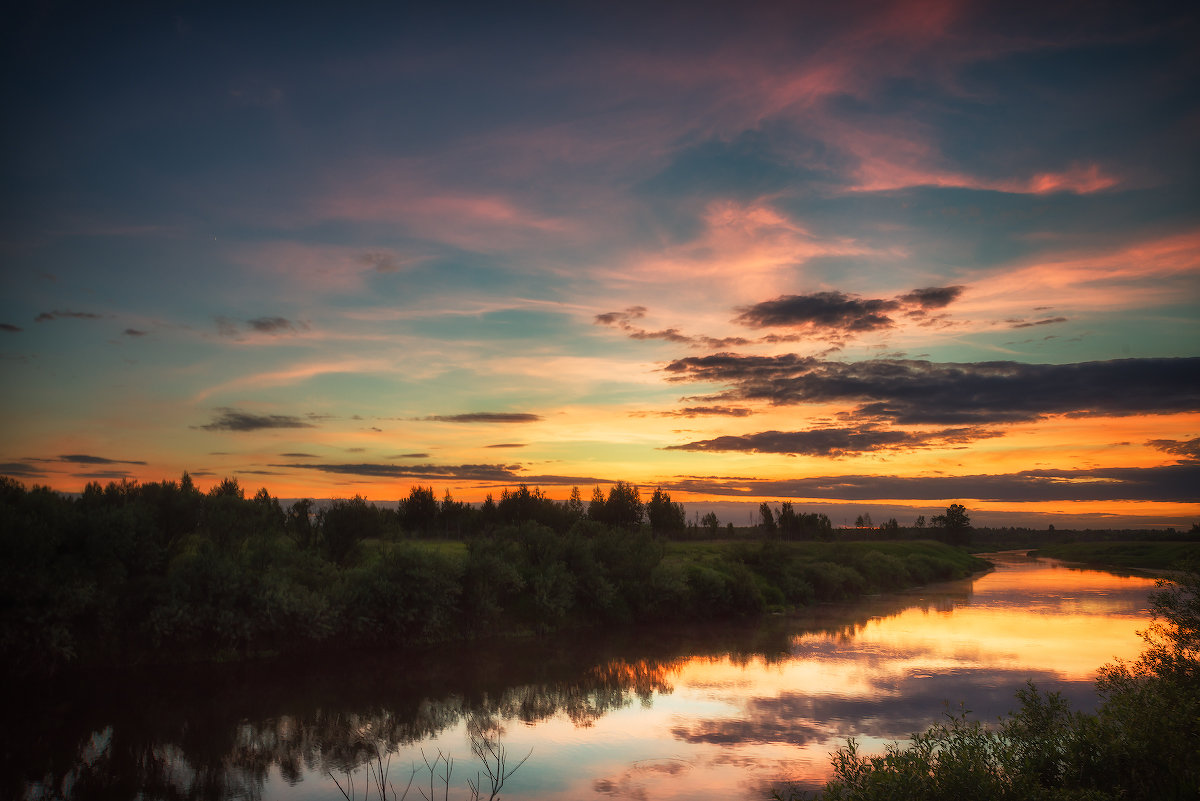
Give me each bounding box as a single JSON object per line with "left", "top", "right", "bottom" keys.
{"left": 1033, "top": 541, "right": 1200, "bottom": 572}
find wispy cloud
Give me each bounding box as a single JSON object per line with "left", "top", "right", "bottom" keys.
{"left": 199, "top": 408, "right": 318, "bottom": 432}
{"left": 1148, "top": 437, "right": 1200, "bottom": 462}
{"left": 58, "top": 454, "right": 147, "bottom": 465}
{"left": 664, "top": 464, "right": 1200, "bottom": 503}
{"left": 420, "top": 413, "right": 543, "bottom": 424}
{"left": 668, "top": 425, "right": 1002, "bottom": 457}
{"left": 35, "top": 310, "right": 102, "bottom": 322}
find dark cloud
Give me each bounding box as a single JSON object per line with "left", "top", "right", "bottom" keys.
{"left": 122, "top": 328, "right": 148, "bottom": 336}
{"left": 897, "top": 286, "right": 965, "bottom": 309}
{"left": 388, "top": 452, "right": 431, "bottom": 458}
{"left": 35, "top": 310, "right": 102, "bottom": 322}
{"left": 1, "top": 323, "right": 22, "bottom": 332}
{"left": 594, "top": 306, "right": 646, "bottom": 327}
{"left": 0, "top": 462, "right": 45, "bottom": 477}
{"left": 1008, "top": 317, "right": 1069, "bottom": 329}
{"left": 662, "top": 464, "right": 1200, "bottom": 503}
{"left": 650, "top": 406, "right": 755, "bottom": 418}
{"left": 273, "top": 462, "right": 605, "bottom": 485}
{"left": 733, "top": 286, "right": 965, "bottom": 333}
{"left": 665, "top": 355, "right": 1200, "bottom": 425}
{"left": 594, "top": 307, "right": 771, "bottom": 349}
{"left": 216, "top": 316, "right": 304, "bottom": 337}
{"left": 734, "top": 291, "right": 900, "bottom": 332}
{"left": 199, "top": 408, "right": 318, "bottom": 432}
{"left": 1149, "top": 437, "right": 1200, "bottom": 461}
{"left": 279, "top": 452, "right": 319, "bottom": 458}
{"left": 668, "top": 426, "right": 1001, "bottom": 456}
{"left": 59, "top": 454, "right": 147, "bottom": 465}
{"left": 486, "top": 443, "right": 527, "bottom": 448}
{"left": 246, "top": 316, "right": 295, "bottom": 333}
{"left": 421, "top": 413, "right": 543, "bottom": 423}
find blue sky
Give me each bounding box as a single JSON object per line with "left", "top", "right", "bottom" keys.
{"left": 2, "top": 0, "right": 1197, "bottom": 526}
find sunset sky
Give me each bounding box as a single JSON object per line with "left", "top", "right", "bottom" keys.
{"left": 2, "top": 1, "right": 1197, "bottom": 527}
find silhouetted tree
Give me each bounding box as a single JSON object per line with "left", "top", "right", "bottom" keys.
{"left": 400, "top": 485, "right": 439, "bottom": 534}
{"left": 604, "top": 482, "right": 644, "bottom": 530}
{"left": 931, "top": 503, "right": 971, "bottom": 545}
{"left": 777, "top": 502, "right": 799, "bottom": 539}
{"left": 646, "top": 488, "right": 686, "bottom": 537}
{"left": 759, "top": 503, "right": 777, "bottom": 536}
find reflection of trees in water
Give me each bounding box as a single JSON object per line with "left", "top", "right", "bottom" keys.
{"left": 13, "top": 581, "right": 977, "bottom": 800}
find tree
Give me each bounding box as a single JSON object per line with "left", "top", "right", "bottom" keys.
{"left": 566, "top": 486, "right": 585, "bottom": 521}
{"left": 700, "top": 511, "right": 720, "bottom": 534}
{"left": 931, "top": 503, "right": 971, "bottom": 545}
{"left": 604, "top": 482, "right": 644, "bottom": 530}
{"left": 777, "top": 502, "right": 799, "bottom": 539}
{"left": 759, "top": 502, "right": 777, "bottom": 536}
{"left": 646, "top": 488, "right": 686, "bottom": 536}
{"left": 588, "top": 486, "right": 607, "bottom": 523}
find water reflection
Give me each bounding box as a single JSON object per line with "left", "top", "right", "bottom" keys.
{"left": 12, "top": 553, "right": 1156, "bottom": 800}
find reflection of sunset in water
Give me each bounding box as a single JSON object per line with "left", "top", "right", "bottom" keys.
{"left": 499, "top": 555, "right": 1158, "bottom": 800}
{"left": 24, "top": 555, "right": 1160, "bottom": 801}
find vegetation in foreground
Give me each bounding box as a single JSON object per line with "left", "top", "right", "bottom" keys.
{"left": 0, "top": 475, "right": 987, "bottom": 675}
{"left": 776, "top": 566, "right": 1200, "bottom": 801}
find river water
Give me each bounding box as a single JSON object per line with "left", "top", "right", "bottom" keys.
{"left": 13, "top": 552, "right": 1159, "bottom": 800}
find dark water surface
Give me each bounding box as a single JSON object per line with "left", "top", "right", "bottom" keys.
{"left": 11, "top": 552, "right": 1157, "bottom": 800}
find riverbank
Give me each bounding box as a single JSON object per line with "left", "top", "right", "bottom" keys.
{"left": 1030, "top": 541, "right": 1200, "bottom": 572}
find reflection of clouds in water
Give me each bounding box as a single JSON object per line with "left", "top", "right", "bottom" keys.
{"left": 593, "top": 758, "right": 692, "bottom": 800}
{"left": 672, "top": 667, "right": 1071, "bottom": 747}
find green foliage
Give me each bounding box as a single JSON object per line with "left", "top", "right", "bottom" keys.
{"left": 0, "top": 475, "right": 990, "bottom": 674}
{"left": 646, "top": 487, "right": 686, "bottom": 536}
{"left": 809, "top": 567, "right": 1200, "bottom": 801}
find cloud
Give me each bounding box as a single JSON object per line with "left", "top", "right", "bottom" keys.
{"left": 199, "top": 408, "right": 318, "bottom": 432}
{"left": 1148, "top": 437, "right": 1200, "bottom": 462}
{"left": 420, "top": 413, "right": 543, "bottom": 424}
{"left": 668, "top": 425, "right": 1001, "bottom": 457}
{"left": 122, "top": 328, "right": 148, "bottom": 336}
{"left": 897, "top": 286, "right": 964, "bottom": 309}
{"left": 273, "top": 461, "right": 605, "bottom": 485}
{"left": 35, "top": 310, "right": 102, "bottom": 322}
{"left": 593, "top": 306, "right": 775, "bottom": 349}
{"left": 663, "top": 464, "right": 1200, "bottom": 503}
{"left": 485, "top": 443, "right": 527, "bottom": 448}
{"left": 733, "top": 286, "right": 964, "bottom": 334}
{"left": 279, "top": 452, "right": 319, "bottom": 458}
{"left": 59, "top": 454, "right": 147, "bottom": 465}
{"left": 246, "top": 316, "right": 296, "bottom": 333}
{"left": 665, "top": 355, "right": 1200, "bottom": 425}
{"left": 1, "top": 323, "right": 22, "bottom": 332}
{"left": 217, "top": 316, "right": 306, "bottom": 337}
{"left": 651, "top": 406, "right": 755, "bottom": 419}
{"left": 0, "top": 462, "right": 45, "bottom": 478}
{"left": 1007, "top": 317, "right": 1068, "bottom": 329}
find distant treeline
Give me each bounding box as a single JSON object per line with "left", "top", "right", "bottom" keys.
{"left": 0, "top": 474, "right": 987, "bottom": 675}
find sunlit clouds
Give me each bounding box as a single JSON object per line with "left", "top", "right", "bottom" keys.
{"left": 1, "top": 0, "right": 1196, "bottom": 525}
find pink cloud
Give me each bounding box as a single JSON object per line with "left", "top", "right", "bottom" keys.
{"left": 966, "top": 229, "right": 1200, "bottom": 313}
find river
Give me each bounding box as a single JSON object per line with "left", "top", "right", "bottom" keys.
{"left": 12, "top": 551, "right": 1158, "bottom": 800}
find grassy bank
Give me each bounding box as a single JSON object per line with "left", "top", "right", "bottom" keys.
{"left": 0, "top": 476, "right": 986, "bottom": 675}
{"left": 1032, "top": 541, "right": 1200, "bottom": 571}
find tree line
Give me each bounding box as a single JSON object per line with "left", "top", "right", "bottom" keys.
{"left": 0, "top": 473, "right": 988, "bottom": 675}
